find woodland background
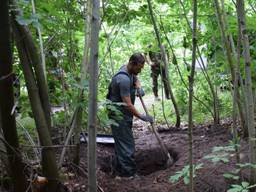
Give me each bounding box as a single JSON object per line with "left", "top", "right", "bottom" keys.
{"left": 0, "top": 0, "right": 256, "bottom": 191}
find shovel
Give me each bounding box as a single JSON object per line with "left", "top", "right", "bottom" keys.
{"left": 138, "top": 93, "right": 174, "bottom": 166}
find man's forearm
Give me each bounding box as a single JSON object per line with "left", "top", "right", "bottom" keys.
{"left": 121, "top": 96, "right": 141, "bottom": 118}
{"left": 126, "top": 103, "right": 141, "bottom": 118}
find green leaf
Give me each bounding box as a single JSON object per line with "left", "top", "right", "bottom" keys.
{"left": 213, "top": 145, "right": 235, "bottom": 152}
{"left": 204, "top": 154, "right": 229, "bottom": 163}
{"left": 237, "top": 163, "right": 256, "bottom": 169}
{"left": 184, "top": 176, "right": 190, "bottom": 185}
{"left": 241, "top": 182, "right": 249, "bottom": 188}
{"left": 169, "top": 173, "right": 183, "bottom": 183}
{"left": 223, "top": 173, "right": 239, "bottom": 180}
{"left": 227, "top": 188, "right": 242, "bottom": 192}
{"left": 231, "top": 169, "right": 241, "bottom": 174}
{"left": 248, "top": 184, "right": 256, "bottom": 189}
{"left": 231, "top": 184, "right": 243, "bottom": 189}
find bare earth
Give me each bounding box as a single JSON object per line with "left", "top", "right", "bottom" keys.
{"left": 61, "top": 117, "right": 249, "bottom": 192}
{"left": 46, "top": 95, "right": 250, "bottom": 192}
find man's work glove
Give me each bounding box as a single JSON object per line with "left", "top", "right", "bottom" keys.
{"left": 139, "top": 114, "right": 154, "bottom": 123}
{"left": 136, "top": 88, "right": 145, "bottom": 97}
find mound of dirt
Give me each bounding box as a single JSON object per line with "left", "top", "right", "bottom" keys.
{"left": 54, "top": 119, "right": 249, "bottom": 192}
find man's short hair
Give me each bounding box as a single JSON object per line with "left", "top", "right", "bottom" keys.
{"left": 129, "top": 53, "right": 145, "bottom": 65}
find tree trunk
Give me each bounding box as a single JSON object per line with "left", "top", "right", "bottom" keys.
{"left": 0, "top": 1, "right": 27, "bottom": 191}
{"left": 12, "top": 17, "right": 59, "bottom": 192}
{"left": 159, "top": 18, "right": 215, "bottom": 119}
{"left": 59, "top": 107, "right": 80, "bottom": 167}
{"left": 72, "top": 0, "right": 92, "bottom": 166}
{"left": 72, "top": 105, "right": 82, "bottom": 165}
{"left": 10, "top": 0, "right": 52, "bottom": 132}
{"left": 0, "top": 128, "right": 10, "bottom": 177}
{"left": 231, "top": 3, "right": 243, "bottom": 166}
{"left": 23, "top": 28, "right": 52, "bottom": 129}
{"left": 229, "top": 35, "right": 247, "bottom": 132}
{"left": 221, "top": 0, "right": 247, "bottom": 136}
{"left": 11, "top": 1, "right": 52, "bottom": 132}
{"left": 187, "top": 0, "right": 197, "bottom": 191}
{"left": 213, "top": 0, "right": 246, "bottom": 136}
{"left": 236, "top": 0, "right": 256, "bottom": 183}
{"left": 31, "top": 0, "right": 46, "bottom": 78}
{"left": 147, "top": 0, "right": 181, "bottom": 128}
{"left": 179, "top": 0, "right": 220, "bottom": 126}
{"left": 82, "top": 0, "right": 92, "bottom": 75}
{"left": 88, "top": 0, "right": 100, "bottom": 191}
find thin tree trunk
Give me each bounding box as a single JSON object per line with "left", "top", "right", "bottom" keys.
{"left": 147, "top": 0, "right": 180, "bottom": 128}
{"left": 99, "top": 12, "right": 129, "bottom": 67}
{"left": 230, "top": 34, "right": 248, "bottom": 135}
{"left": 159, "top": 61, "right": 171, "bottom": 128}
{"left": 0, "top": 2, "right": 27, "bottom": 191}
{"left": 231, "top": 5, "right": 243, "bottom": 166}
{"left": 25, "top": 27, "right": 52, "bottom": 131}
{"left": 248, "top": 2, "right": 256, "bottom": 14}
{"left": 72, "top": 104, "right": 82, "bottom": 165}
{"left": 221, "top": 0, "right": 247, "bottom": 135}
{"left": 10, "top": 0, "right": 52, "bottom": 131}
{"left": 59, "top": 107, "right": 79, "bottom": 168}
{"left": 102, "top": 24, "right": 115, "bottom": 76}
{"left": 88, "top": 0, "right": 100, "bottom": 191}
{"left": 180, "top": 0, "right": 219, "bottom": 124}
{"left": 188, "top": 0, "right": 197, "bottom": 191}
{"left": 236, "top": 0, "right": 256, "bottom": 183}
{"left": 12, "top": 18, "right": 59, "bottom": 192}
{"left": 0, "top": 128, "right": 9, "bottom": 176}
{"left": 179, "top": 0, "right": 220, "bottom": 126}
{"left": 31, "top": 0, "right": 46, "bottom": 78}
{"left": 81, "top": 0, "right": 92, "bottom": 76}
{"left": 159, "top": 18, "right": 215, "bottom": 119}
{"left": 71, "top": 0, "right": 92, "bottom": 166}
{"left": 149, "top": 11, "right": 171, "bottom": 129}
{"left": 213, "top": 0, "right": 246, "bottom": 135}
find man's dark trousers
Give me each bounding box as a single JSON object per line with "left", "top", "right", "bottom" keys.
{"left": 111, "top": 117, "right": 136, "bottom": 177}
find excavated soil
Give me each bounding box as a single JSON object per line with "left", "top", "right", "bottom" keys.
{"left": 59, "top": 118, "right": 250, "bottom": 192}
{"left": 1, "top": 99, "right": 251, "bottom": 192}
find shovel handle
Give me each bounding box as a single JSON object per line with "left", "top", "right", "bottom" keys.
{"left": 138, "top": 95, "right": 149, "bottom": 115}
{"left": 138, "top": 93, "right": 171, "bottom": 160}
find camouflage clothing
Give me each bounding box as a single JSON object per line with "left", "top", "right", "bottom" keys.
{"left": 149, "top": 51, "right": 170, "bottom": 99}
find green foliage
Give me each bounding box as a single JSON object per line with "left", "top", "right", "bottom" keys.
{"left": 237, "top": 163, "right": 256, "bottom": 169}
{"left": 7, "top": 2, "right": 256, "bottom": 192}
{"left": 223, "top": 172, "right": 239, "bottom": 180}
{"left": 16, "top": 14, "right": 41, "bottom": 28}
{"left": 223, "top": 164, "right": 256, "bottom": 191}
{"left": 204, "top": 153, "right": 230, "bottom": 163}
{"left": 149, "top": 64, "right": 233, "bottom": 124}
{"left": 97, "top": 100, "right": 123, "bottom": 132}
{"left": 223, "top": 168, "right": 240, "bottom": 181}
{"left": 169, "top": 163, "right": 204, "bottom": 185}
{"left": 204, "top": 144, "right": 237, "bottom": 164}
{"left": 12, "top": 0, "right": 256, "bottom": 139}
{"left": 203, "top": 143, "right": 256, "bottom": 191}
{"left": 16, "top": 116, "right": 36, "bottom": 130}
{"left": 227, "top": 182, "right": 256, "bottom": 192}
{"left": 16, "top": 116, "right": 37, "bottom": 148}
{"left": 150, "top": 99, "right": 177, "bottom": 124}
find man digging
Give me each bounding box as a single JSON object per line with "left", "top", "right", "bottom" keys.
{"left": 107, "top": 53, "right": 153, "bottom": 179}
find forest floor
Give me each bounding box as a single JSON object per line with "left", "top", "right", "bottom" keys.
{"left": 62, "top": 109, "right": 251, "bottom": 192}
{"left": 3, "top": 95, "right": 249, "bottom": 192}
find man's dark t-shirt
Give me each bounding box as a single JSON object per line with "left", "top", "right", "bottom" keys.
{"left": 108, "top": 65, "right": 136, "bottom": 121}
